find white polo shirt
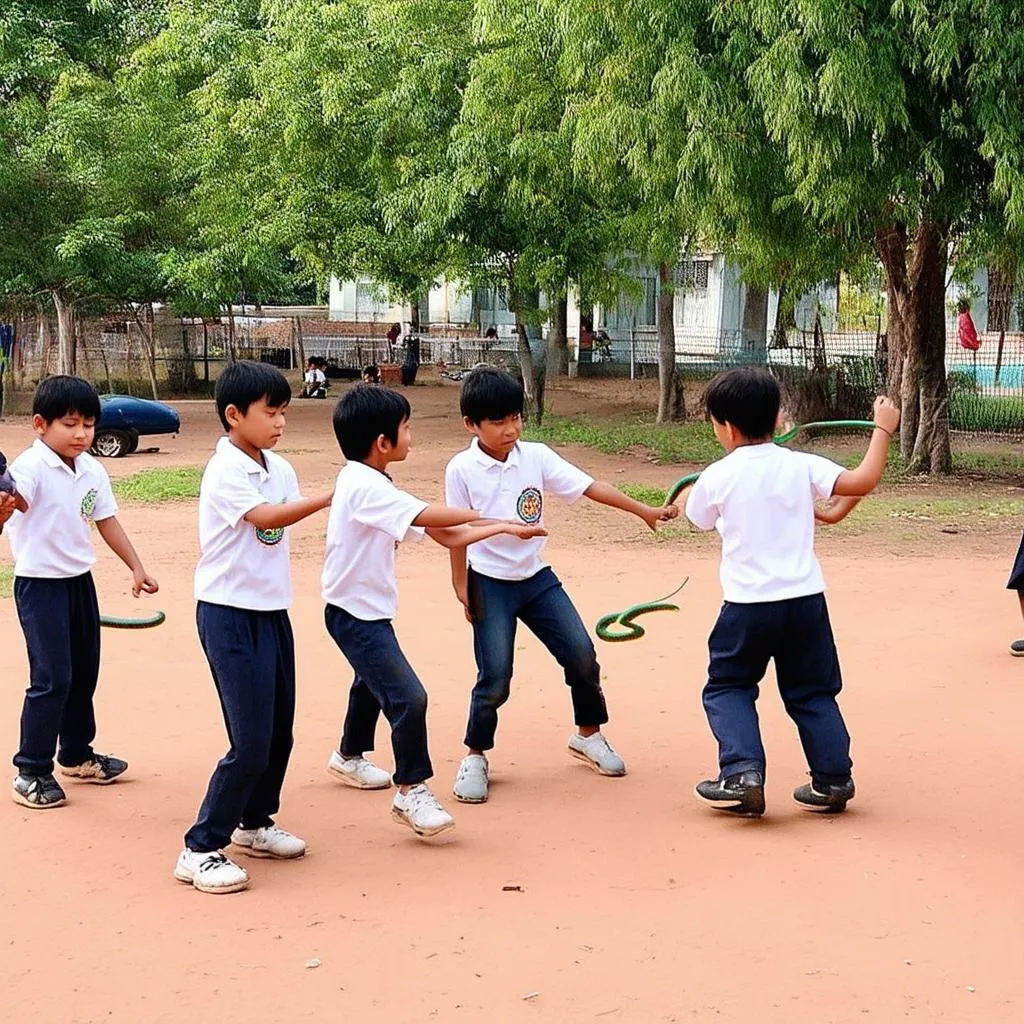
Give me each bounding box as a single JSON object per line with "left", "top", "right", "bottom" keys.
{"left": 321, "top": 461, "right": 428, "bottom": 620}
{"left": 5, "top": 439, "right": 118, "bottom": 578}
{"left": 194, "top": 437, "right": 301, "bottom": 611}
{"left": 685, "top": 443, "right": 845, "bottom": 603}
{"left": 444, "top": 439, "right": 593, "bottom": 581}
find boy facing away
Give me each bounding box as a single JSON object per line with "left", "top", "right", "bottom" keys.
{"left": 322, "top": 385, "right": 546, "bottom": 838}
{"left": 4, "top": 376, "right": 158, "bottom": 809}
{"left": 444, "top": 367, "right": 678, "bottom": 804}
{"left": 679, "top": 367, "right": 899, "bottom": 817}
{"left": 175, "top": 362, "right": 334, "bottom": 895}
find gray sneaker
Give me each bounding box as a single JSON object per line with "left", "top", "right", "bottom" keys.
{"left": 1010, "top": 640, "right": 1024, "bottom": 657}
{"left": 453, "top": 754, "right": 489, "bottom": 803}
{"left": 12, "top": 773, "right": 67, "bottom": 809}
{"left": 568, "top": 732, "right": 626, "bottom": 776}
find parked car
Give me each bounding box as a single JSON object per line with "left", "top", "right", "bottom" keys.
{"left": 91, "top": 395, "right": 181, "bottom": 458}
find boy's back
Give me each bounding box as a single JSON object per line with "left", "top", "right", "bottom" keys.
{"left": 685, "top": 443, "right": 843, "bottom": 603}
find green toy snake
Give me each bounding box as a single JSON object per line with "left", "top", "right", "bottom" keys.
{"left": 596, "top": 580, "right": 689, "bottom": 642}
{"left": 598, "top": 419, "right": 877, "bottom": 642}
{"left": 100, "top": 612, "right": 166, "bottom": 629}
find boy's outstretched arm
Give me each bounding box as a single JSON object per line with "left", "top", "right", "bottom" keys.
{"left": 428, "top": 521, "right": 546, "bottom": 550}
{"left": 832, "top": 397, "right": 900, "bottom": 497}
{"left": 815, "top": 496, "right": 861, "bottom": 525}
{"left": 245, "top": 493, "right": 334, "bottom": 530}
{"left": 583, "top": 481, "right": 679, "bottom": 531}
{"left": 413, "top": 504, "right": 483, "bottom": 528}
{"left": 95, "top": 517, "right": 159, "bottom": 597}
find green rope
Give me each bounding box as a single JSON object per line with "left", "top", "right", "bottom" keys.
{"left": 666, "top": 419, "right": 876, "bottom": 504}
{"left": 100, "top": 611, "right": 166, "bottom": 630}
{"left": 596, "top": 579, "right": 688, "bottom": 643}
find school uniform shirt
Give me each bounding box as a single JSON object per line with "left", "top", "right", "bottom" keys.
{"left": 321, "top": 461, "right": 428, "bottom": 621}
{"left": 444, "top": 439, "right": 593, "bottom": 581}
{"left": 5, "top": 439, "right": 118, "bottom": 578}
{"left": 685, "top": 443, "right": 845, "bottom": 604}
{"left": 194, "top": 437, "right": 301, "bottom": 611}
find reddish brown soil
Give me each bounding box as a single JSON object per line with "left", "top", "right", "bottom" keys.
{"left": 0, "top": 382, "right": 1021, "bottom": 1023}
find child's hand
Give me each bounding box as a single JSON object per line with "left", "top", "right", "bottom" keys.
{"left": 873, "top": 396, "right": 900, "bottom": 436}
{"left": 132, "top": 568, "right": 159, "bottom": 598}
{"left": 505, "top": 523, "right": 548, "bottom": 540}
{"left": 0, "top": 492, "right": 16, "bottom": 529}
{"left": 639, "top": 504, "right": 674, "bottom": 531}
{"left": 453, "top": 582, "right": 474, "bottom": 623}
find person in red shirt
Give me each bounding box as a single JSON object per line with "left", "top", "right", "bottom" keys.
{"left": 957, "top": 299, "right": 980, "bottom": 351}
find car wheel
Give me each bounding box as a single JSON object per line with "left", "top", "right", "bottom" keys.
{"left": 126, "top": 431, "right": 140, "bottom": 454}
{"left": 91, "top": 430, "right": 131, "bottom": 458}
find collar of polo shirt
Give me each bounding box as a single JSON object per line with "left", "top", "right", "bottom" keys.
{"left": 33, "top": 437, "right": 78, "bottom": 474}
{"left": 217, "top": 435, "right": 270, "bottom": 480}
{"left": 469, "top": 436, "right": 520, "bottom": 469}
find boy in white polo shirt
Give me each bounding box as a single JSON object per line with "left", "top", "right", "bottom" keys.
{"left": 445, "top": 367, "right": 677, "bottom": 805}
{"left": 4, "top": 376, "right": 159, "bottom": 810}
{"left": 174, "top": 362, "right": 334, "bottom": 895}
{"left": 323, "top": 385, "right": 545, "bottom": 838}
{"left": 682, "top": 367, "right": 899, "bottom": 817}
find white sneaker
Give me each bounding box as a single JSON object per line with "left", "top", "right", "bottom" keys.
{"left": 568, "top": 732, "right": 627, "bottom": 776}
{"left": 453, "top": 754, "right": 489, "bottom": 803}
{"left": 327, "top": 751, "right": 392, "bottom": 790}
{"left": 174, "top": 849, "right": 249, "bottom": 894}
{"left": 230, "top": 825, "right": 306, "bottom": 859}
{"left": 391, "top": 784, "right": 455, "bottom": 838}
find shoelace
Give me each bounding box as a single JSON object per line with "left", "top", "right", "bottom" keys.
{"left": 457, "top": 759, "right": 486, "bottom": 780}
{"left": 198, "top": 853, "right": 229, "bottom": 873}
{"left": 30, "top": 777, "right": 63, "bottom": 803}
{"left": 406, "top": 785, "right": 442, "bottom": 813}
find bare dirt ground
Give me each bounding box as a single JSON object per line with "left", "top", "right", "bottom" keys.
{"left": 1, "top": 380, "right": 1022, "bottom": 1023}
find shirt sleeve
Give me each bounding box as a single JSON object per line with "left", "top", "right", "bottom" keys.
{"left": 8, "top": 454, "right": 38, "bottom": 507}
{"left": 352, "top": 476, "right": 429, "bottom": 541}
{"left": 801, "top": 453, "right": 846, "bottom": 500}
{"left": 444, "top": 458, "right": 472, "bottom": 508}
{"left": 91, "top": 466, "right": 119, "bottom": 521}
{"left": 684, "top": 472, "right": 720, "bottom": 531}
{"left": 208, "top": 465, "right": 268, "bottom": 528}
{"left": 539, "top": 445, "right": 593, "bottom": 502}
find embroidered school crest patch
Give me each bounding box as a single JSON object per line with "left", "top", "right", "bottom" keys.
{"left": 516, "top": 486, "right": 543, "bottom": 524}
{"left": 255, "top": 524, "right": 285, "bottom": 547}
{"left": 80, "top": 488, "right": 98, "bottom": 521}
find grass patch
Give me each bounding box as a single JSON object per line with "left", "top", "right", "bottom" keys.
{"left": 113, "top": 466, "right": 203, "bottom": 503}
{"left": 0, "top": 566, "right": 12, "bottom": 599}
{"left": 617, "top": 483, "right": 669, "bottom": 505}
{"left": 950, "top": 394, "right": 1024, "bottom": 433}
{"left": 525, "top": 415, "right": 722, "bottom": 464}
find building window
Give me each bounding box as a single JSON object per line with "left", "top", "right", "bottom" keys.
{"left": 678, "top": 260, "right": 710, "bottom": 291}
{"left": 640, "top": 276, "right": 657, "bottom": 326}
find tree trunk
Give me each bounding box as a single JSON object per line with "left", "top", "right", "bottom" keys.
{"left": 656, "top": 262, "right": 684, "bottom": 422}
{"left": 741, "top": 285, "right": 769, "bottom": 362}
{"left": 875, "top": 219, "right": 952, "bottom": 473}
{"left": 52, "top": 290, "right": 76, "bottom": 376}
{"left": 227, "top": 306, "right": 237, "bottom": 361}
{"left": 144, "top": 304, "right": 159, "bottom": 399}
{"left": 546, "top": 290, "right": 569, "bottom": 377}
{"left": 770, "top": 284, "right": 790, "bottom": 348}
{"left": 515, "top": 316, "right": 541, "bottom": 424}
{"left": 179, "top": 324, "right": 198, "bottom": 389}
{"left": 293, "top": 316, "right": 306, "bottom": 375}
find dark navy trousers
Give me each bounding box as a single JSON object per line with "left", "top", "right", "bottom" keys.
{"left": 14, "top": 573, "right": 101, "bottom": 776}
{"left": 703, "top": 593, "right": 852, "bottom": 787}
{"left": 185, "top": 602, "right": 296, "bottom": 853}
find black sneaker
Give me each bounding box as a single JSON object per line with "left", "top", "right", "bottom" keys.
{"left": 1010, "top": 640, "right": 1024, "bottom": 657}
{"left": 12, "top": 773, "right": 67, "bottom": 809}
{"left": 694, "top": 771, "right": 766, "bottom": 817}
{"left": 60, "top": 753, "right": 128, "bottom": 785}
{"left": 793, "top": 778, "right": 855, "bottom": 813}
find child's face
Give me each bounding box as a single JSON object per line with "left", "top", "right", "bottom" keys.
{"left": 226, "top": 397, "right": 288, "bottom": 450}
{"left": 34, "top": 410, "right": 95, "bottom": 462}
{"left": 466, "top": 412, "right": 523, "bottom": 460}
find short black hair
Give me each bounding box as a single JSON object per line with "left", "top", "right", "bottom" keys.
{"left": 214, "top": 360, "right": 291, "bottom": 431}
{"left": 459, "top": 366, "right": 524, "bottom": 424}
{"left": 33, "top": 375, "right": 101, "bottom": 423}
{"left": 704, "top": 367, "right": 780, "bottom": 439}
{"left": 333, "top": 384, "right": 410, "bottom": 460}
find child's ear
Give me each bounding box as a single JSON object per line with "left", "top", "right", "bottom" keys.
{"left": 462, "top": 416, "right": 478, "bottom": 435}
{"left": 31, "top": 414, "right": 47, "bottom": 436}
{"left": 374, "top": 433, "right": 391, "bottom": 454}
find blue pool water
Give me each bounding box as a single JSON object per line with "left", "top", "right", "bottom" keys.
{"left": 950, "top": 364, "right": 1024, "bottom": 389}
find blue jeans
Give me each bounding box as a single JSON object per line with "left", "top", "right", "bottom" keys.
{"left": 325, "top": 605, "right": 433, "bottom": 786}
{"left": 703, "top": 594, "right": 852, "bottom": 787}
{"left": 185, "top": 602, "right": 296, "bottom": 853}
{"left": 464, "top": 566, "right": 607, "bottom": 751}
{"left": 13, "top": 574, "right": 101, "bottom": 776}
